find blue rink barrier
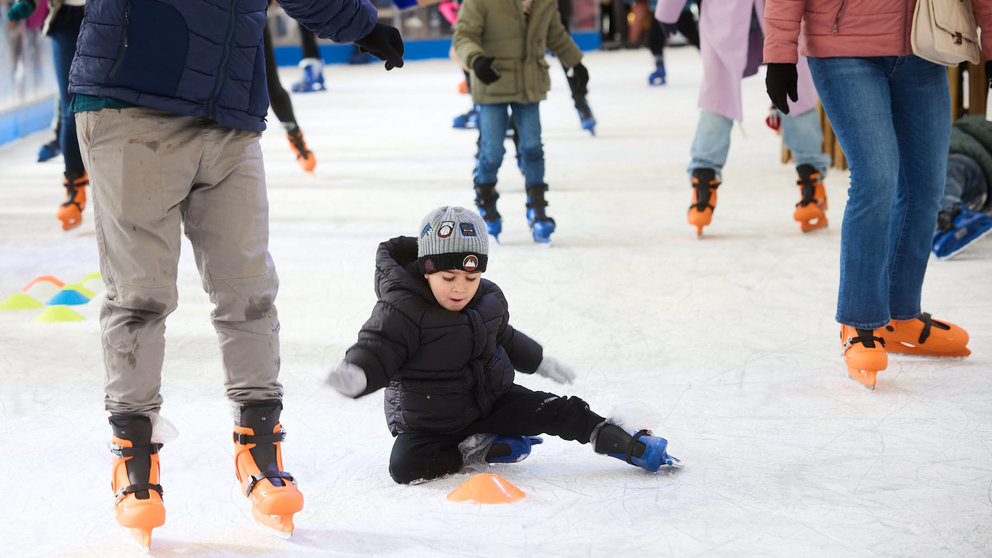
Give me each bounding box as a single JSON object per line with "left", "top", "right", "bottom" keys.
{"left": 0, "top": 95, "right": 55, "bottom": 147}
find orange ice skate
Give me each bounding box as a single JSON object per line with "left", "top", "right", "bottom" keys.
{"left": 110, "top": 414, "right": 166, "bottom": 548}
{"left": 287, "top": 128, "right": 316, "bottom": 173}
{"left": 794, "top": 164, "right": 828, "bottom": 232}
{"left": 57, "top": 169, "right": 88, "bottom": 230}
{"left": 688, "top": 168, "right": 720, "bottom": 236}
{"left": 882, "top": 312, "right": 971, "bottom": 357}
{"left": 841, "top": 325, "right": 888, "bottom": 390}
{"left": 234, "top": 402, "right": 304, "bottom": 535}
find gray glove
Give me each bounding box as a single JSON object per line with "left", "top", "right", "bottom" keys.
{"left": 535, "top": 356, "right": 575, "bottom": 384}
{"left": 326, "top": 361, "right": 368, "bottom": 396}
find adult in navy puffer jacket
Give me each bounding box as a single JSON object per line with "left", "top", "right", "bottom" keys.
{"left": 68, "top": 0, "right": 404, "bottom": 544}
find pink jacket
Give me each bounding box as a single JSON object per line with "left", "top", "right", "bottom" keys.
{"left": 657, "top": 0, "right": 818, "bottom": 121}
{"left": 764, "top": 0, "right": 992, "bottom": 63}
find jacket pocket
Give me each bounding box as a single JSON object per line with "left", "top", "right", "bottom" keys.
{"left": 107, "top": 0, "right": 187, "bottom": 97}
{"left": 399, "top": 384, "right": 473, "bottom": 434}
{"left": 483, "top": 58, "right": 520, "bottom": 97}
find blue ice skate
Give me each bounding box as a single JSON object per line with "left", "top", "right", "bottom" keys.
{"left": 648, "top": 60, "right": 667, "bottom": 86}
{"left": 576, "top": 103, "right": 596, "bottom": 136}
{"left": 474, "top": 183, "right": 502, "bottom": 241}
{"left": 37, "top": 139, "right": 61, "bottom": 162}
{"left": 593, "top": 421, "right": 679, "bottom": 473}
{"left": 291, "top": 58, "right": 326, "bottom": 93}
{"left": 453, "top": 106, "right": 479, "bottom": 129}
{"left": 486, "top": 436, "right": 544, "bottom": 464}
{"left": 933, "top": 205, "right": 992, "bottom": 259}
{"left": 526, "top": 184, "right": 555, "bottom": 243}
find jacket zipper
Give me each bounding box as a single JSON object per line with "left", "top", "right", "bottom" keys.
{"left": 831, "top": 0, "right": 849, "bottom": 33}
{"left": 207, "top": 0, "right": 240, "bottom": 120}
{"left": 108, "top": 1, "right": 130, "bottom": 78}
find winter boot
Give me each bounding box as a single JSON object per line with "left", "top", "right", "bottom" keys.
{"left": 37, "top": 138, "right": 61, "bottom": 162}
{"left": 233, "top": 401, "right": 304, "bottom": 534}
{"left": 452, "top": 105, "right": 479, "bottom": 129}
{"left": 882, "top": 312, "right": 971, "bottom": 357}
{"left": 286, "top": 127, "right": 316, "bottom": 173}
{"left": 110, "top": 414, "right": 165, "bottom": 548}
{"left": 648, "top": 58, "right": 667, "bottom": 86}
{"left": 840, "top": 325, "right": 887, "bottom": 390}
{"left": 932, "top": 205, "right": 992, "bottom": 259}
{"left": 57, "top": 169, "right": 88, "bottom": 230}
{"left": 592, "top": 421, "right": 677, "bottom": 472}
{"left": 794, "top": 164, "right": 828, "bottom": 232}
{"left": 485, "top": 435, "right": 544, "bottom": 464}
{"left": 526, "top": 184, "right": 556, "bottom": 243}
{"left": 474, "top": 182, "right": 502, "bottom": 239}
{"left": 688, "top": 168, "right": 719, "bottom": 236}
{"left": 290, "top": 58, "right": 326, "bottom": 93}
{"left": 575, "top": 99, "right": 596, "bottom": 136}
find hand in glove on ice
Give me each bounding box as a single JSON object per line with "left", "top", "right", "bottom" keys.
{"left": 354, "top": 22, "right": 405, "bottom": 70}
{"left": 472, "top": 56, "right": 501, "bottom": 85}
{"left": 535, "top": 356, "right": 576, "bottom": 384}
{"left": 326, "top": 361, "right": 368, "bottom": 397}
{"left": 6, "top": 0, "right": 36, "bottom": 21}
{"left": 765, "top": 62, "right": 798, "bottom": 114}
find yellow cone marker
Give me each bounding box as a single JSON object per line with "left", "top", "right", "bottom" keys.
{"left": 0, "top": 293, "right": 43, "bottom": 310}
{"left": 446, "top": 473, "right": 526, "bottom": 504}
{"left": 34, "top": 305, "right": 86, "bottom": 323}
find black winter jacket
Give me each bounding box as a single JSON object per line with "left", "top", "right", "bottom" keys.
{"left": 344, "top": 236, "right": 543, "bottom": 435}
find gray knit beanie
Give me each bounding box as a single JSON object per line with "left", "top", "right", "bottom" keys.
{"left": 417, "top": 206, "right": 489, "bottom": 274}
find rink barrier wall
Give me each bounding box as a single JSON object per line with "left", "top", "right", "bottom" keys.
{"left": 0, "top": 33, "right": 600, "bottom": 147}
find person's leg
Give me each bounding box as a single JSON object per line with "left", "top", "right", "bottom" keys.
{"left": 675, "top": 5, "right": 700, "bottom": 49}
{"left": 178, "top": 122, "right": 283, "bottom": 405}
{"left": 511, "top": 102, "right": 545, "bottom": 188}
{"left": 299, "top": 23, "right": 320, "bottom": 59}
{"left": 780, "top": 107, "right": 830, "bottom": 174}
{"left": 388, "top": 432, "right": 464, "bottom": 484}
{"left": 942, "top": 154, "right": 987, "bottom": 212}
{"left": 886, "top": 55, "right": 950, "bottom": 319}
{"left": 687, "top": 109, "right": 733, "bottom": 176}
{"left": 292, "top": 23, "right": 325, "bottom": 92}
{"left": 49, "top": 7, "right": 84, "bottom": 175}
{"left": 647, "top": 18, "right": 667, "bottom": 85}
{"left": 264, "top": 23, "right": 315, "bottom": 172}
{"left": 474, "top": 104, "right": 510, "bottom": 186}
{"left": 467, "top": 385, "right": 605, "bottom": 443}
{"left": 808, "top": 56, "right": 901, "bottom": 330}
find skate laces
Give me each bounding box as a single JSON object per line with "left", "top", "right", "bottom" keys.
{"left": 796, "top": 170, "right": 822, "bottom": 208}
{"left": 690, "top": 172, "right": 719, "bottom": 210}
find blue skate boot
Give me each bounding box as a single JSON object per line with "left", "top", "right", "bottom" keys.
{"left": 575, "top": 100, "right": 596, "bottom": 136}
{"left": 933, "top": 204, "right": 992, "bottom": 259}
{"left": 291, "top": 58, "right": 326, "bottom": 93}
{"left": 526, "top": 184, "right": 556, "bottom": 243}
{"left": 474, "top": 182, "right": 502, "bottom": 240}
{"left": 486, "top": 436, "right": 544, "bottom": 464}
{"left": 592, "top": 421, "right": 678, "bottom": 473}
{"left": 648, "top": 58, "right": 667, "bottom": 86}
{"left": 37, "top": 138, "right": 61, "bottom": 162}
{"left": 453, "top": 105, "right": 479, "bottom": 129}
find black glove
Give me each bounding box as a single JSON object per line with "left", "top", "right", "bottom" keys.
{"left": 353, "top": 22, "right": 404, "bottom": 71}
{"left": 986, "top": 60, "right": 992, "bottom": 90}
{"left": 566, "top": 63, "right": 589, "bottom": 97}
{"left": 765, "top": 62, "right": 798, "bottom": 114}
{"left": 472, "top": 56, "right": 501, "bottom": 85}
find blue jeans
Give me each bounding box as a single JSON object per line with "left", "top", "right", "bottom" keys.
{"left": 50, "top": 5, "right": 85, "bottom": 174}
{"left": 808, "top": 55, "right": 950, "bottom": 329}
{"left": 474, "top": 102, "right": 544, "bottom": 187}
{"left": 688, "top": 108, "right": 829, "bottom": 177}
{"left": 943, "top": 153, "right": 988, "bottom": 212}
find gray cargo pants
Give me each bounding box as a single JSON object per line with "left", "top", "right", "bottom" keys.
{"left": 76, "top": 107, "right": 283, "bottom": 415}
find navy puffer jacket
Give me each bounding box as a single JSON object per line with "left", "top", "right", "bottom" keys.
{"left": 68, "top": 0, "right": 377, "bottom": 131}
{"left": 345, "top": 236, "right": 544, "bottom": 435}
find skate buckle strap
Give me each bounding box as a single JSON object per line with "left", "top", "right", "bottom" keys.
{"left": 893, "top": 312, "right": 950, "bottom": 344}
{"left": 111, "top": 442, "right": 163, "bottom": 458}
{"left": 114, "top": 483, "right": 164, "bottom": 504}
{"left": 233, "top": 428, "right": 286, "bottom": 446}
{"left": 844, "top": 330, "right": 885, "bottom": 352}
{"left": 625, "top": 429, "right": 651, "bottom": 464}
{"left": 246, "top": 471, "right": 297, "bottom": 498}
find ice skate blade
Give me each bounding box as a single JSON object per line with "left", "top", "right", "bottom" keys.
{"left": 252, "top": 506, "right": 295, "bottom": 536}
{"left": 799, "top": 216, "right": 828, "bottom": 232}
{"left": 886, "top": 343, "right": 971, "bottom": 357}
{"left": 847, "top": 368, "right": 877, "bottom": 390}
{"left": 129, "top": 527, "right": 153, "bottom": 549}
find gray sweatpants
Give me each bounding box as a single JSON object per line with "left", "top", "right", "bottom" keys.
{"left": 76, "top": 107, "right": 283, "bottom": 415}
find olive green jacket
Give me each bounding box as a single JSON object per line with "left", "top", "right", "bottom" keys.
{"left": 452, "top": 0, "right": 582, "bottom": 105}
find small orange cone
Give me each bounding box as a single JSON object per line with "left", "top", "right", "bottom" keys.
{"left": 447, "top": 473, "right": 525, "bottom": 504}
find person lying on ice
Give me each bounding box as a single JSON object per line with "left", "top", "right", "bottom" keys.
{"left": 326, "top": 206, "right": 678, "bottom": 484}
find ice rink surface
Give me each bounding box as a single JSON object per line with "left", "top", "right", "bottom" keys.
{"left": 1, "top": 47, "right": 990, "bottom": 557}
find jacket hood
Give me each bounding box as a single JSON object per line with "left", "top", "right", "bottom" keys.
{"left": 374, "top": 236, "right": 436, "bottom": 303}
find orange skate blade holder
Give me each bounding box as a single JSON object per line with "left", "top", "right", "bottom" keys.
{"left": 130, "top": 527, "right": 154, "bottom": 548}
{"left": 447, "top": 473, "right": 526, "bottom": 504}
{"left": 847, "top": 367, "right": 877, "bottom": 391}
{"left": 251, "top": 505, "right": 295, "bottom": 535}
{"left": 795, "top": 205, "right": 828, "bottom": 232}
{"left": 885, "top": 341, "right": 972, "bottom": 358}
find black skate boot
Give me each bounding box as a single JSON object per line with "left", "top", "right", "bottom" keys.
{"left": 474, "top": 182, "right": 502, "bottom": 240}
{"left": 233, "top": 400, "right": 303, "bottom": 534}
{"left": 526, "top": 184, "right": 556, "bottom": 243}
{"left": 592, "top": 420, "right": 677, "bottom": 472}
{"left": 110, "top": 414, "right": 165, "bottom": 548}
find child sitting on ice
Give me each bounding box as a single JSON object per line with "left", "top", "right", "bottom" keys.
{"left": 326, "top": 206, "right": 677, "bottom": 484}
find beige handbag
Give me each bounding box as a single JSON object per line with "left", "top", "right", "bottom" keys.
{"left": 911, "top": 0, "right": 982, "bottom": 66}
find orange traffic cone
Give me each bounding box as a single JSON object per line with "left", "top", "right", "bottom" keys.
{"left": 447, "top": 473, "right": 526, "bottom": 504}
